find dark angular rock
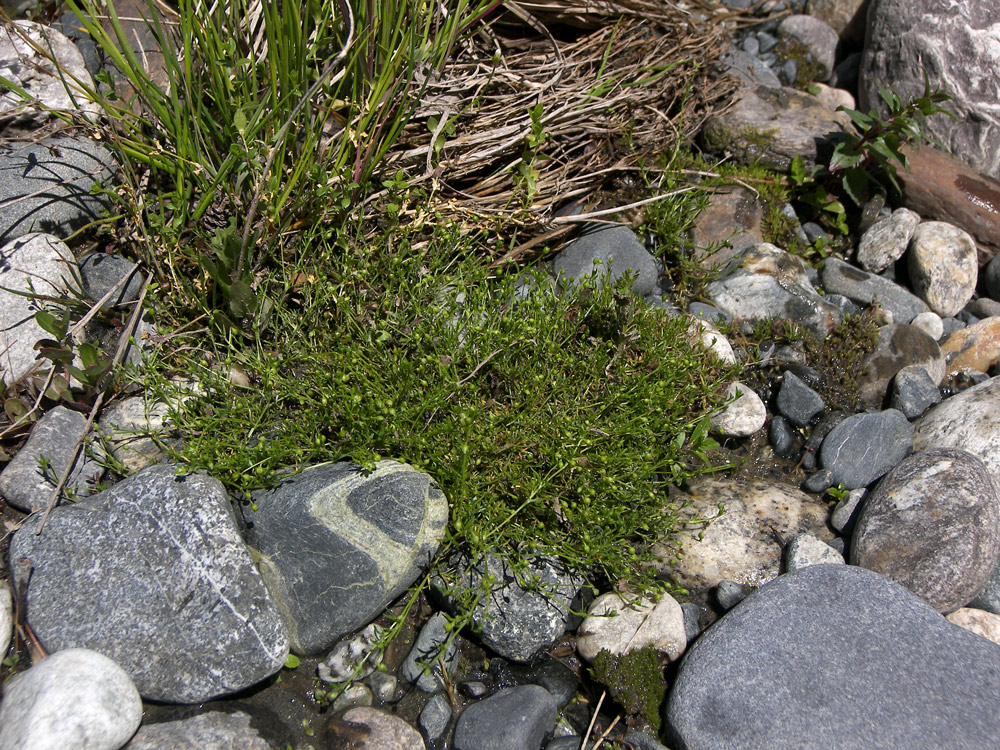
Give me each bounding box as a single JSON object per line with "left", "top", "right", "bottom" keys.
{"left": 419, "top": 694, "right": 452, "bottom": 742}
{"left": 0, "top": 138, "right": 115, "bottom": 244}
{"left": 245, "top": 460, "right": 448, "bottom": 655}
{"left": 9, "top": 465, "right": 288, "bottom": 703}
{"left": 802, "top": 468, "right": 835, "bottom": 494}
{"left": 851, "top": 449, "right": 1000, "bottom": 613}
{"left": 818, "top": 409, "right": 913, "bottom": 489}
{"left": 453, "top": 685, "right": 558, "bottom": 750}
{"left": 891, "top": 365, "right": 942, "bottom": 419}
{"left": 400, "top": 612, "right": 458, "bottom": 694}
{"left": 666, "top": 564, "right": 1000, "bottom": 749}
{"left": 776, "top": 370, "right": 825, "bottom": 427}
{"left": 768, "top": 414, "right": 797, "bottom": 458}
{"left": 432, "top": 553, "right": 584, "bottom": 663}
{"left": 78, "top": 253, "right": 145, "bottom": 310}
{"left": 553, "top": 224, "right": 658, "bottom": 297}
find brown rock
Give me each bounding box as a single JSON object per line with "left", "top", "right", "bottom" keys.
{"left": 947, "top": 607, "right": 1000, "bottom": 646}
{"left": 805, "top": 0, "right": 869, "bottom": 43}
{"left": 701, "top": 85, "right": 852, "bottom": 171}
{"left": 100, "top": 0, "right": 172, "bottom": 105}
{"left": 858, "top": 323, "right": 945, "bottom": 406}
{"left": 897, "top": 144, "right": 1000, "bottom": 265}
{"left": 940, "top": 317, "right": 1000, "bottom": 374}
{"left": 690, "top": 188, "right": 764, "bottom": 269}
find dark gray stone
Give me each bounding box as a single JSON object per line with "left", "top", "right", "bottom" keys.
{"left": 460, "top": 681, "right": 488, "bottom": 699}
{"left": 768, "top": 414, "right": 797, "bottom": 459}
{"left": 245, "top": 460, "right": 448, "bottom": 655}
{"left": 851, "top": 449, "right": 1000, "bottom": 613}
{"left": 757, "top": 31, "right": 779, "bottom": 53}
{"left": 891, "top": 365, "right": 942, "bottom": 419}
{"left": 78, "top": 253, "right": 145, "bottom": 309}
{"left": 545, "top": 738, "right": 582, "bottom": 750}
{"left": 821, "top": 257, "right": 930, "bottom": 324}
{"left": 715, "top": 580, "right": 752, "bottom": 610}
{"left": 432, "top": 553, "right": 584, "bottom": 663}
{"left": 776, "top": 370, "right": 825, "bottom": 427}
{"left": 0, "top": 138, "right": 115, "bottom": 244}
{"left": 829, "top": 51, "right": 861, "bottom": 89}
{"left": 819, "top": 409, "right": 914, "bottom": 489}
{"left": 453, "top": 685, "right": 558, "bottom": 750}
{"left": 666, "top": 564, "right": 1000, "bottom": 749}
{"left": 681, "top": 602, "right": 705, "bottom": 643}
{"left": 857, "top": 324, "right": 945, "bottom": 407}
{"left": 823, "top": 293, "right": 862, "bottom": 315}
{"left": 860, "top": 0, "right": 1000, "bottom": 179}
{"left": 831, "top": 488, "right": 866, "bottom": 535}
{"left": 8, "top": 464, "right": 288, "bottom": 703}
{"left": 401, "top": 613, "right": 458, "bottom": 694}
{"left": 775, "top": 58, "right": 798, "bottom": 87}
{"left": 966, "top": 297, "right": 1000, "bottom": 319}
{"left": 985, "top": 253, "right": 1000, "bottom": 301}
{"left": 623, "top": 730, "right": 671, "bottom": 750}
{"left": 0, "top": 405, "right": 104, "bottom": 512}
{"left": 802, "top": 468, "right": 835, "bottom": 494}
{"left": 553, "top": 224, "right": 658, "bottom": 297}
{"left": 524, "top": 660, "right": 579, "bottom": 708}
{"left": 419, "top": 694, "right": 452, "bottom": 742}
{"left": 124, "top": 712, "right": 271, "bottom": 750}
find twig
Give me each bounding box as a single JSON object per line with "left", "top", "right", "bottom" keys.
{"left": 34, "top": 272, "right": 152, "bottom": 534}
{"left": 456, "top": 349, "right": 502, "bottom": 387}
{"left": 590, "top": 714, "right": 622, "bottom": 750}
{"left": 549, "top": 188, "right": 697, "bottom": 224}
{"left": 581, "top": 690, "right": 606, "bottom": 750}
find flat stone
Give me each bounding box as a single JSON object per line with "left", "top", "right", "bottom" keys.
{"left": 940, "top": 316, "right": 1000, "bottom": 375}
{"left": 420, "top": 694, "right": 452, "bottom": 742}
{"left": 553, "top": 224, "right": 658, "bottom": 297}
{"left": 431, "top": 553, "right": 583, "bottom": 663}
{"left": 908, "top": 221, "right": 978, "bottom": 317}
{"left": 860, "top": 0, "right": 1000, "bottom": 180}
{"left": 707, "top": 273, "right": 841, "bottom": 338}
{"left": 453, "top": 685, "right": 558, "bottom": 750}
{"left": 947, "top": 607, "right": 1000, "bottom": 646}
{"left": 338, "top": 707, "right": 426, "bottom": 750}
{"left": 777, "top": 14, "right": 839, "bottom": 81}
{"left": 96, "top": 395, "right": 180, "bottom": 472}
{"left": 855, "top": 208, "right": 921, "bottom": 273}
{"left": 709, "top": 381, "right": 766, "bottom": 437}
{"left": 819, "top": 409, "right": 913, "bottom": 489}
{"left": 701, "top": 85, "right": 852, "bottom": 171}
{"left": 245, "top": 460, "right": 448, "bottom": 655}
{"left": 0, "top": 405, "right": 104, "bottom": 512}
{"left": 575, "top": 592, "right": 686, "bottom": 663}
{"left": 0, "top": 648, "right": 142, "bottom": 750}
{"left": 0, "top": 22, "right": 100, "bottom": 122}
{"left": 665, "top": 564, "right": 1000, "bottom": 749}
{"left": 851, "top": 449, "right": 1000, "bottom": 612}
{"left": 896, "top": 145, "right": 1000, "bottom": 263}
{"left": 690, "top": 187, "right": 764, "bottom": 268}
{"left": 820, "top": 257, "right": 929, "bottom": 323}
{"left": 124, "top": 712, "right": 272, "bottom": 750}
{"left": 776, "top": 370, "right": 825, "bottom": 427}
{"left": 653, "top": 478, "right": 832, "bottom": 594}
{"left": 785, "top": 532, "right": 844, "bottom": 571}
{"left": 913, "top": 376, "right": 1000, "bottom": 490}
{"left": 0, "top": 138, "right": 116, "bottom": 244}
{"left": 9, "top": 465, "right": 289, "bottom": 702}
{"left": 0, "top": 233, "right": 81, "bottom": 387}
{"left": 857, "top": 323, "right": 945, "bottom": 406}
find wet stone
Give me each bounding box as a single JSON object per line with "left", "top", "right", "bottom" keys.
{"left": 802, "top": 468, "right": 835, "bottom": 494}
{"left": 776, "top": 370, "right": 825, "bottom": 427}
{"left": 768, "top": 414, "right": 798, "bottom": 458}
{"left": 453, "top": 685, "right": 558, "bottom": 750}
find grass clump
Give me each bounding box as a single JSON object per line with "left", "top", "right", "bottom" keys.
{"left": 156, "top": 210, "right": 736, "bottom": 592}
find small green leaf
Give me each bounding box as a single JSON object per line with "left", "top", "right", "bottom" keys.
{"left": 284, "top": 654, "right": 300, "bottom": 669}
{"left": 233, "top": 108, "right": 247, "bottom": 135}
{"left": 34, "top": 310, "right": 63, "bottom": 338}
{"left": 838, "top": 107, "right": 874, "bottom": 131}
{"left": 229, "top": 280, "right": 257, "bottom": 319}
{"left": 841, "top": 169, "right": 870, "bottom": 206}
{"left": 4, "top": 397, "right": 28, "bottom": 422}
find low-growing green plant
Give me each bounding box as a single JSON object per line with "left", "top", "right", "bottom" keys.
{"left": 789, "top": 78, "right": 954, "bottom": 235}
{"left": 591, "top": 644, "right": 666, "bottom": 733}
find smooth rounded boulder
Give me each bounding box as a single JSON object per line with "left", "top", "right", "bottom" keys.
{"left": 851, "top": 449, "right": 1000, "bottom": 613}
{"left": 666, "top": 564, "right": 1000, "bottom": 749}
{"left": 245, "top": 460, "right": 448, "bottom": 655}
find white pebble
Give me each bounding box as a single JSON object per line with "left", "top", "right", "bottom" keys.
{"left": 911, "top": 311, "right": 944, "bottom": 340}
{"left": 576, "top": 591, "right": 687, "bottom": 663}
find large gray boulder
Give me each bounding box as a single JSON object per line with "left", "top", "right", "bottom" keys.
{"left": 666, "top": 564, "right": 1000, "bottom": 749}
{"left": 859, "top": 0, "right": 1000, "bottom": 180}
{"left": 851, "top": 449, "right": 1000, "bottom": 613}
{"left": 553, "top": 224, "right": 659, "bottom": 297}
{"left": 245, "top": 460, "right": 448, "bottom": 655}
{"left": 9, "top": 464, "right": 289, "bottom": 703}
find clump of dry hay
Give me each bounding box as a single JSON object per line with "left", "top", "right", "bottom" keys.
{"left": 382, "top": 0, "right": 738, "bottom": 254}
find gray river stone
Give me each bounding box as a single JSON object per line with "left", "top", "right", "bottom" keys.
{"left": 245, "top": 460, "right": 448, "bottom": 655}
{"left": 454, "top": 685, "right": 559, "bottom": 750}
{"left": 820, "top": 257, "right": 929, "bottom": 324}
{"left": 0, "top": 405, "right": 104, "bottom": 512}
{"left": 666, "top": 564, "right": 1000, "bottom": 749}
{"left": 9, "top": 464, "right": 289, "bottom": 703}
{"left": 0, "top": 137, "right": 116, "bottom": 244}
{"left": 819, "top": 409, "right": 913, "bottom": 489}
{"left": 851, "top": 449, "right": 1000, "bottom": 613}
{"left": 553, "top": 224, "right": 658, "bottom": 297}
{"left": 124, "top": 711, "right": 272, "bottom": 750}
